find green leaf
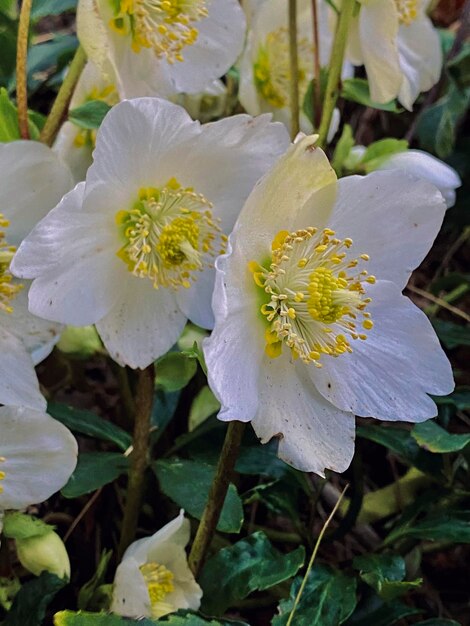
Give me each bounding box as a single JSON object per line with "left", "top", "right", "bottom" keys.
{"left": 68, "top": 100, "right": 112, "bottom": 130}
{"left": 5, "top": 573, "right": 67, "bottom": 626}
{"left": 273, "top": 564, "right": 357, "bottom": 625}
{"left": 57, "top": 325, "right": 103, "bottom": 359}
{"left": 341, "top": 79, "right": 402, "bottom": 112}
{"left": 78, "top": 550, "right": 112, "bottom": 611}
{"left": 413, "top": 621, "right": 461, "bottom": 626}
{"left": 151, "top": 389, "right": 181, "bottom": 438}
{"left": 353, "top": 554, "right": 421, "bottom": 601}
{"left": 48, "top": 403, "right": 132, "bottom": 452}
{"left": 332, "top": 124, "right": 355, "bottom": 175}
{"left": 153, "top": 458, "right": 243, "bottom": 533}
{"left": 189, "top": 385, "right": 220, "bottom": 431}
{"left": 435, "top": 387, "right": 470, "bottom": 411}
{"left": 236, "top": 442, "right": 288, "bottom": 479}
{"left": 62, "top": 452, "right": 129, "bottom": 498}
{"left": 447, "top": 44, "right": 470, "bottom": 89}
{"left": 302, "top": 70, "right": 328, "bottom": 126}
{"left": 359, "top": 138, "right": 408, "bottom": 172}
{"left": 27, "top": 34, "right": 78, "bottom": 91}
{"left": 0, "top": 87, "right": 41, "bottom": 140}
{"left": 432, "top": 319, "right": 470, "bottom": 349}
{"left": 200, "top": 531, "right": 305, "bottom": 615}
{"left": 346, "top": 599, "right": 421, "bottom": 626}
{"left": 53, "top": 610, "right": 248, "bottom": 625}
{"left": 386, "top": 510, "right": 470, "bottom": 544}
{"left": 31, "top": 0, "right": 77, "bottom": 19}
{"left": 156, "top": 352, "right": 197, "bottom": 392}
{"left": 0, "top": 577, "right": 21, "bottom": 612}
{"left": 3, "top": 512, "right": 54, "bottom": 540}
{"left": 412, "top": 420, "right": 470, "bottom": 453}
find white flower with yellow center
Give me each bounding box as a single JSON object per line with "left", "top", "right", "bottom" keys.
{"left": 204, "top": 135, "right": 454, "bottom": 475}
{"left": 54, "top": 62, "right": 119, "bottom": 183}
{"left": 77, "top": 0, "right": 246, "bottom": 99}
{"left": 240, "top": 0, "right": 350, "bottom": 136}
{"left": 0, "top": 142, "right": 73, "bottom": 409}
{"left": 343, "top": 0, "right": 442, "bottom": 109}
{"left": 0, "top": 406, "right": 78, "bottom": 515}
{"left": 12, "top": 98, "right": 290, "bottom": 369}
{"left": 111, "top": 510, "right": 201, "bottom": 619}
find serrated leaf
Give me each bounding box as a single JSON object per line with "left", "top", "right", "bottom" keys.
{"left": 68, "top": 100, "right": 112, "bottom": 130}
{"left": 412, "top": 420, "right": 470, "bottom": 453}
{"left": 5, "top": 573, "right": 66, "bottom": 626}
{"left": 273, "top": 564, "right": 357, "bottom": 625}
{"left": 200, "top": 532, "right": 305, "bottom": 615}
{"left": 432, "top": 319, "right": 470, "bottom": 349}
{"left": 153, "top": 458, "right": 243, "bottom": 533}
{"left": 353, "top": 554, "right": 421, "bottom": 601}
{"left": 3, "top": 512, "right": 54, "bottom": 540}
{"left": 48, "top": 403, "right": 132, "bottom": 452}
{"left": 156, "top": 352, "right": 197, "bottom": 392}
{"left": 341, "top": 79, "right": 401, "bottom": 112}
{"left": 62, "top": 452, "right": 129, "bottom": 498}
{"left": 386, "top": 510, "right": 470, "bottom": 544}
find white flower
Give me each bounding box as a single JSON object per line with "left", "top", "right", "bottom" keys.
{"left": 0, "top": 143, "right": 73, "bottom": 409}
{"left": 204, "top": 135, "right": 454, "bottom": 475}
{"left": 111, "top": 510, "right": 202, "bottom": 619}
{"left": 77, "top": 0, "right": 246, "bottom": 100}
{"left": 344, "top": 0, "right": 442, "bottom": 109}
{"left": 53, "top": 61, "right": 119, "bottom": 183}
{"left": 0, "top": 405, "right": 78, "bottom": 512}
{"left": 12, "top": 98, "right": 290, "bottom": 369}
{"left": 240, "top": 0, "right": 349, "bottom": 137}
{"left": 376, "top": 149, "right": 462, "bottom": 208}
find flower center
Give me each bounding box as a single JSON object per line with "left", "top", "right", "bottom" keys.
{"left": 253, "top": 27, "right": 312, "bottom": 109}
{"left": 394, "top": 0, "right": 418, "bottom": 24}
{"left": 73, "top": 84, "right": 119, "bottom": 149}
{"left": 116, "top": 178, "right": 226, "bottom": 289}
{"left": 0, "top": 215, "right": 22, "bottom": 314}
{"left": 249, "top": 228, "right": 375, "bottom": 366}
{"left": 110, "top": 0, "right": 208, "bottom": 63}
{"left": 0, "top": 456, "right": 6, "bottom": 494}
{"left": 139, "top": 562, "right": 175, "bottom": 618}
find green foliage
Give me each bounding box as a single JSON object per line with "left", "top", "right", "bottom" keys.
{"left": 189, "top": 385, "right": 220, "bottom": 431}
{"left": 53, "top": 611, "right": 249, "bottom": 625}
{"left": 62, "top": 452, "right": 129, "bottom": 498}
{"left": 273, "top": 564, "right": 357, "bottom": 625}
{"left": 77, "top": 551, "right": 112, "bottom": 611}
{"left": 27, "top": 34, "right": 78, "bottom": 92}
{"left": 0, "top": 87, "right": 41, "bottom": 140}
{"left": 345, "top": 599, "right": 421, "bottom": 626}
{"left": 332, "top": 124, "right": 355, "bottom": 175}
{"left": 31, "top": 0, "right": 77, "bottom": 19}
{"left": 4, "top": 573, "right": 67, "bottom": 626}
{"left": 57, "top": 326, "right": 103, "bottom": 359}
{"left": 385, "top": 510, "right": 470, "bottom": 545}
{"left": 199, "top": 531, "right": 305, "bottom": 614}
{"left": 341, "top": 78, "right": 402, "bottom": 112}
{"left": 3, "top": 512, "right": 54, "bottom": 540}
{"left": 432, "top": 319, "right": 470, "bottom": 349}
{"left": 412, "top": 420, "right": 470, "bottom": 453}
{"left": 68, "top": 100, "right": 113, "bottom": 130}
{"left": 48, "top": 403, "right": 132, "bottom": 452}
{"left": 153, "top": 458, "right": 244, "bottom": 532}
{"left": 353, "top": 554, "right": 422, "bottom": 601}
{"left": 156, "top": 352, "right": 198, "bottom": 392}
{"left": 353, "top": 138, "right": 408, "bottom": 172}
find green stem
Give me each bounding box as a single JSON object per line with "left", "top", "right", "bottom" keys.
{"left": 189, "top": 420, "right": 245, "bottom": 577}
{"left": 16, "top": 0, "right": 33, "bottom": 139}
{"left": 317, "top": 0, "right": 355, "bottom": 148}
{"left": 288, "top": 0, "right": 300, "bottom": 140}
{"left": 40, "top": 45, "right": 87, "bottom": 146}
{"left": 311, "top": 0, "right": 322, "bottom": 129}
{"left": 117, "top": 364, "right": 155, "bottom": 560}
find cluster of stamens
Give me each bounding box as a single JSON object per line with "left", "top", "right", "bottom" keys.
{"left": 394, "top": 0, "right": 418, "bottom": 24}
{"left": 0, "top": 214, "right": 22, "bottom": 314}
{"left": 253, "top": 27, "right": 312, "bottom": 109}
{"left": 116, "top": 179, "right": 226, "bottom": 289}
{"left": 139, "top": 562, "right": 175, "bottom": 616}
{"left": 74, "top": 84, "right": 119, "bottom": 149}
{"left": 0, "top": 456, "right": 5, "bottom": 495}
{"left": 110, "top": 0, "right": 208, "bottom": 63}
{"left": 249, "top": 227, "right": 375, "bottom": 367}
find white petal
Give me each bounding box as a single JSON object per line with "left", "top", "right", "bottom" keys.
{"left": 312, "top": 280, "right": 454, "bottom": 421}
{"left": 123, "top": 510, "right": 188, "bottom": 564}
{"left": 0, "top": 141, "right": 73, "bottom": 246}
{"left": 77, "top": 0, "right": 115, "bottom": 80}
{"left": 397, "top": 16, "right": 442, "bottom": 110}
{"left": 53, "top": 121, "right": 94, "bottom": 184}
{"left": 111, "top": 557, "right": 150, "bottom": 617}
{"left": 252, "top": 352, "right": 355, "bottom": 475}
{"left": 176, "top": 266, "right": 216, "bottom": 329}
{"left": 0, "top": 406, "right": 77, "bottom": 510}
{"left": 378, "top": 150, "right": 461, "bottom": 208}
{"left": 359, "top": 0, "right": 402, "bottom": 104}
{"left": 96, "top": 277, "right": 186, "bottom": 368}
{"left": 0, "top": 330, "right": 45, "bottom": 410}
{"left": 329, "top": 171, "right": 446, "bottom": 289}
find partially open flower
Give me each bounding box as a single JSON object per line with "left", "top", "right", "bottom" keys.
{"left": 77, "top": 0, "right": 246, "bottom": 99}
{"left": 204, "top": 135, "right": 453, "bottom": 475}
{"left": 12, "top": 98, "right": 290, "bottom": 369}
{"left": 111, "top": 510, "right": 201, "bottom": 619}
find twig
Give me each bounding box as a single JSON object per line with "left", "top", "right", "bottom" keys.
{"left": 16, "top": 0, "right": 33, "bottom": 139}
{"left": 407, "top": 283, "right": 470, "bottom": 323}
{"left": 288, "top": 0, "right": 300, "bottom": 139}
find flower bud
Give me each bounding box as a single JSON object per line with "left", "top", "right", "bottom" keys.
{"left": 16, "top": 531, "right": 70, "bottom": 579}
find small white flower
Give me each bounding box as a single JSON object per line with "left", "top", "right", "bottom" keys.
{"left": 12, "top": 98, "right": 290, "bottom": 369}
{"left": 111, "top": 510, "right": 202, "bottom": 619}
{"left": 376, "top": 149, "right": 462, "bottom": 208}
{"left": 204, "top": 135, "right": 454, "bottom": 475}
{"left": 53, "top": 61, "right": 120, "bottom": 183}
{"left": 344, "top": 0, "right": 442, "bottom": 109}
{"left": 77, "top": 0, "right": 246, "bottom": 99}
{"left": 0, "top": 143, "right": 73, "bottom": 409}
{"left": 0, "top": 405, "right": 78, "bottom": 512}
{"left": 240, "top": 0, "right": 349, "bottom": 137}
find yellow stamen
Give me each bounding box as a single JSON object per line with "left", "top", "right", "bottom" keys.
{"left": 139, "top": 562, "right": 175, "bottom": 618}
{"left": 0, "top": 215, "right": 23, "bottom": 314}
{"left": 394, "top": 0, "right": 418, "bottom": 24}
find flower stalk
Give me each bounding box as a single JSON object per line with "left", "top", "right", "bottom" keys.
{"left": 117, "top": 364, "right": 155, "bottom": 560}
{"left": 317, "top": 0, "right": 355, "bottom": 147}
{"left": 288, "top": 0, "right": 300, "bottom": 139}
{"left": 40, "top": 46, "right": 87, "bottom": 147}
{"left": 16, "top": 0, "right": 33, "bottom": 139}
{"left": 189, "top": 420, "right": 245, "bottom": 577}
{"left": 311, "top": 0, "right": 322, "bottom": 129}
